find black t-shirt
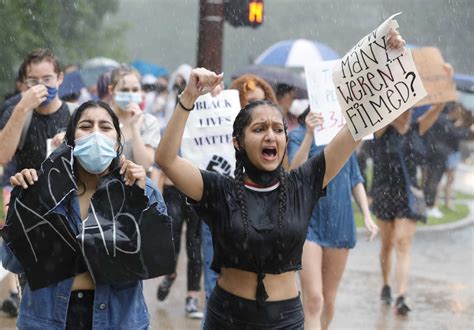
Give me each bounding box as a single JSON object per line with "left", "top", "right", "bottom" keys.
{"left": 194, "top": 151, "right": 326, "bottom": 302}
{"left": 0, "top": 102, "right": 71, "bottom": 171}
{"left": 372, "top": 123, "right": 421, "bottom": 193}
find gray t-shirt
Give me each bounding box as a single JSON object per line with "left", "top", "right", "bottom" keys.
{"left": 122, "top": 113, "right": 161, "bottom": 162}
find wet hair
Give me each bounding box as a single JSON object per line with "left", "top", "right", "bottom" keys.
{"left": 297, "top": 106, "right": 311, "bottom": 126}
{"left": 230, "top": 74, "right": 277, "bottom": 107}
{"left": 232, "top": 100, "right": 288, "bottom": 238}
{"left": 97, "top": 71, "right": 112, "bottom": 100}
{"left": 109, "top": 65, "right": 141, "bottom": 90}
{"left": 19, "top": 48, "right": 61, "bottom": 79}
{"left": 65, "top": 100, "right": 123, "bottom": 182}
{"left": 275, "top": 83, "right": 294, "bottom": 99}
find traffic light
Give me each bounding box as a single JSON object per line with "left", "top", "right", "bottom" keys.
{"left": 224, "top": 0, "right": 264, "bottom": 28}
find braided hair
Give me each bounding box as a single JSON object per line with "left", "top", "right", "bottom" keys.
{"left": 232, "top": 100, "right": 288, "bottom": 238}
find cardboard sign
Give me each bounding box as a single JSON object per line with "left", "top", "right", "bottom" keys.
{"left": 181, "top": 90, "right": 241, "bottom": 176}
{"left": 412, "top": 47, "right": 458, "bottom": 106}
{"left": 332, "top": 13, "right": 427, "bottom": 140}
{"left": 0, "top": 145, "right": 175, "bottom": 290}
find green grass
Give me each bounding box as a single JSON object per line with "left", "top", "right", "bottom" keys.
{"left": 455, "top": 191, "right": 474, "bottom": 200}
{"left": 354, "top": 201, "right": 470, "bottom": 228}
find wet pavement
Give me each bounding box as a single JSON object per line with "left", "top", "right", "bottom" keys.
{"left": 1, "top": 161, "right": 473, "bottom": 329}
{"left": 0, "top": 224, "right": 472, "bottom": 329}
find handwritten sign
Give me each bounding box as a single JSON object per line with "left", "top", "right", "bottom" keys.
{"left": 181, "top": 90, "right": 241, "bottom": 176}
{"left": 1, "top": 145, "right": 83, "bottom": 290}
{"left": 305, "top": 61, "right": 373, "bottom": 145}
{"left": 411, "top": 47, "right": 458, "bottom": 106}
{"left": 80, "top": 171, "right": 175, "bottom": 284}
{"left": 0, "top": 145, "right": 175, "bottom": 290}
{"left": 332, "top": 13, "right": 427, "bottom": 140}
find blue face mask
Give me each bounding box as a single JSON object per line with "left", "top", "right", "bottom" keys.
{"left": 41, "top": 85, "right": 58, "bottom": 107}
{"left": 114, "top": 92, "right": 142, "bottom": 110}
{"left": 73, "top": 132, "right": 117, "bottom": 174}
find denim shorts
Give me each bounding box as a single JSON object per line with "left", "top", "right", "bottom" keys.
{"left": 446, "top": 151, "right": 461, "bottom": 170}
{"left": 204, "top": 285, "right": 304, "bottom": 329}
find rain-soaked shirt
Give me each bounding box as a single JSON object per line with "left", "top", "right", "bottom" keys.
{"left": 1, "top": 178, "right": 166, "bottom": 329}
{"left": 194, "top": 151, "right": 326, "bottom": 305}
{"left": 288, "top": 124, "right": 363, "bottom": 249}
{"left": 0, "top": 102, "right": 71, "bottom": 171}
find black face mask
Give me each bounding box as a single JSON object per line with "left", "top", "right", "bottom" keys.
{"left": 238, "top": 149, "right": 282, "bottom": 187}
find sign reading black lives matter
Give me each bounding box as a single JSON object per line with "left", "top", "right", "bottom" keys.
{"left": 332, "top": 13, "right": 427, "bottom": 140}
{"left": 181, "top": 90, "right": 241, "bottom": 176}
{"left": 0, "top": 145, "right": 175, "bottom": 290}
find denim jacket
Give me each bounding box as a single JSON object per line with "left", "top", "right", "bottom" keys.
{"left": 1, "top": 178, "right": 167, "bottom": 329}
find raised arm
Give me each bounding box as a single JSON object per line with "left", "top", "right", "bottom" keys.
{"left": 155, "top": 68, "right": 223, "bottom": 201}
{"left": 417, "top": 102, "right": 445, "bottom": 135}
{"left": 322, "top": 125, "right": 360, "bottom": 187}
{"left": 322, "top": 28, "right": 405, "bottom": 187}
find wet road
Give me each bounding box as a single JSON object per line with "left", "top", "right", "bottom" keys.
{"left": 0, "top": 226, "right": 472, "bottom": 329}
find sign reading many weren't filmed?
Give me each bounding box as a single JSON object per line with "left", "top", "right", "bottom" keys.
{"left": 332, "top": 13, "right": 427, "bottom": 140}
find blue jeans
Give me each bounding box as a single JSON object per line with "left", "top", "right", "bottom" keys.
{"left": 201, "top": 222, "right": 218, "bottom": 299}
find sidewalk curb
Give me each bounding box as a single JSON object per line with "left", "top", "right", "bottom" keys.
{"left": 357, "top": 200, "right": 474, "bottom": 236}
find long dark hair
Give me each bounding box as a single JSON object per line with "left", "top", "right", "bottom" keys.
{"left": 232, "top": 100, "right": 288, "bottom": 238}
{"left": 297, "top": 106, "right": 311, "bottom": 126}
{"left": 65, "top": 100, "right": 123, "bottom": 174}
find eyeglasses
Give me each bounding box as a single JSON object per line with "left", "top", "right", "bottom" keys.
{"left": 25, "top": 75, "right": 56, "bottom": 87}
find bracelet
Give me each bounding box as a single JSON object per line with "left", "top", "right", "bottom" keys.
{"left": 178, "top": 96, "right": 195, "bottom": 111}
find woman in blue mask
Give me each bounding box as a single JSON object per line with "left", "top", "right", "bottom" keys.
{"left": 108, "top": 66, "right": 162, "bottom": 170}
{"left": 4, "top": 100, "right": 169, "bottom": 329}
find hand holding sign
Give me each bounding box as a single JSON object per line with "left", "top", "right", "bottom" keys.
{"left": 119, "top": 155, "right": 146, "bottom": 189}
{"left": 10, "top": 168, "right": 39, "bottom": 189}
{"left": 332, "top": 13, "right": 427, "bottom": 140}
{"left": 305, "top": 112, "right": 324, "bottom": 134}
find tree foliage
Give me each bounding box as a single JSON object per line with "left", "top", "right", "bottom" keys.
{"left": 0, "top": 0, "right": 128, "bottom": 97}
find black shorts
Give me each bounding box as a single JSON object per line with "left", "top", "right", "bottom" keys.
{"left": 204, "top": 285, "right": 304, "bottom": 329}
{"left": 371, "top": 186, "right": 425, "bottom": 222}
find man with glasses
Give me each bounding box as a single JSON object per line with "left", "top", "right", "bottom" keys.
{"left": 0, "top": 49, "right": 71, "bottom": 317}
{"left": 0, "top": 48, "right": 70, "bottom": 170}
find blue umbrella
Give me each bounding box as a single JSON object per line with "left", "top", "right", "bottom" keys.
{"left": 131, "top": 60, "right": 168, "bottom": 78}
{"left": 59, "top": 71, "right": 85, "bottom": 99}
{"left": 254, "top": 39, "right": 339, "bottom": 67}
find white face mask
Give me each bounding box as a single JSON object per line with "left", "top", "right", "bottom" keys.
{"left": 114, "top": 92, "right": 142, "bottom": 110}
{"left": 154, "top": 95, "right": 167, "bottom": 112}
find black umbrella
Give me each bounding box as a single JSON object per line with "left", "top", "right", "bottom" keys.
{"left": 231, "top": 65, "right": 308, "bottom": 98}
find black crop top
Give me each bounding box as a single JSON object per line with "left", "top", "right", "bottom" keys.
{"left": 194, "top": 151, "right": 326, "bottom": 305}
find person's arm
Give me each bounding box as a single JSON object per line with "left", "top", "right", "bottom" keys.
{"left": 322, "top": 28, "right": 405, "bottom": 187}
{"left": 155, "top": 68, "right": 223, "bottom": 201}
{"left": 322, "top": 125, "right": 360, "bottom": 187}
{"left": 0, "top": 85, "right": 48, "bottom": 164}
{"left": 289, "top": 112, "right": 323, "bottom": 170}
{"left": 352, "top": 182, "right": 378, "bottom": 241}
{"left": 417, "top": 102, "right": 445, "bottom": 135}
{"left": 122, "top": 103, "right": 155, "bottom": 169}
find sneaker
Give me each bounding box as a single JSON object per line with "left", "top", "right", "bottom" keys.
{"left": 2, "top": 293, "right": 20, "bottom": 317}
{"left": 395, "top": 296, "right": 411, "bottom": 316}
{"left": 185, "top": 296, "right": 204, "bottom": 319}
{"left": 427, "top": 207, "right": 443, "bottom": 219}
{"left": 157, "top": 274, "right": 176, "bottom": 301}
{"left": 380, "top": 285, "right": 392, "bottom": 305}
